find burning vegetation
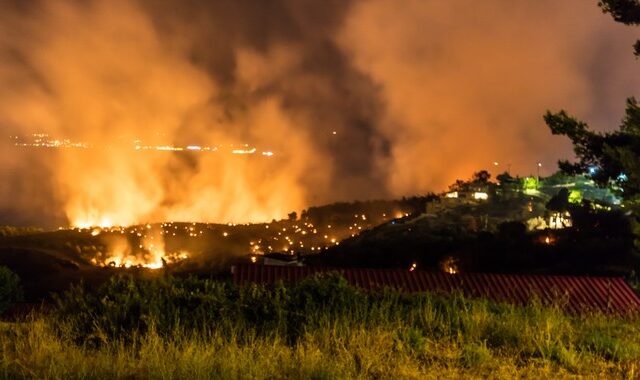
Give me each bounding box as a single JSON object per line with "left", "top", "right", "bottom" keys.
{"left": 61, "top": 199, "right": 422, "bottom": 270}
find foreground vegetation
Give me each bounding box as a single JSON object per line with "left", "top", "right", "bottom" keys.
{"left": 1, "top": 274, "right": 639, "bottom": 379}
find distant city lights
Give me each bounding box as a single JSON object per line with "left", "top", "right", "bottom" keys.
{"left": 11, "top": 134, "right": 274, "bottom": 157}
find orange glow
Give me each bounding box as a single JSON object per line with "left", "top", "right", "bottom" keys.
{"left": 1, "top": 0, "right": 638, "bottom": 230}
{"left": 93, "top": 225, "right": 190, "bottom": 269}
{"left": 542, "top": 235, "right": 557, "bottom": 245}
{"left": 440, "top": 256, "right": 459, "bottom": 275}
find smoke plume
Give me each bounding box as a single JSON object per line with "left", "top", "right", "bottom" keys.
{"left": 0, "top": 0, "right": 637, "bottom": 227}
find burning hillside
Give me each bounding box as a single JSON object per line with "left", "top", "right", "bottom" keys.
{"left": 1, "top": 1, "right": 638, "bottom": 228}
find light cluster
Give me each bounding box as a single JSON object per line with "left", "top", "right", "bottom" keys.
{"left": 11, "top": 134, "right": 276, "bottom": 157}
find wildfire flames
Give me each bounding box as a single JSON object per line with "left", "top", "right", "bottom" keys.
{"left": 82, "top": 223, "right": 191, "bottom": 270}
{"left": 441, "top": 256, "right": 459, "bottom": 275}
{"left": 2, "top": 1, "right": 638, "bottom": 232}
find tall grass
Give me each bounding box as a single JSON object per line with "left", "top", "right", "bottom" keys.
{"left": 1, "top": 273, "right": 639, "bottom": 378}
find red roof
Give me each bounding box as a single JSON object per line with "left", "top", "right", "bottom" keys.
{"left": 232, "top": 264, "right": 640, "bottom": 314}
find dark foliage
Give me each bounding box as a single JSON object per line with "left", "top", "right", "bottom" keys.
{"left": 0, "top": 266, "right": 23, "bottom": 314}
{"left": 54, "top": 273, "right": 366, "bottom": 344}
{"left": 599, "top": 0, "right": 640, "bottom": 55}
{"left": 56, "top": 273, "right": 517, "bottom": 347}
{"left": 546, "top": 189, "right": 570, "bottom": 212}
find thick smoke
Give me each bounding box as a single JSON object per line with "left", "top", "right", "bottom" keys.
{"left": 340, "top": 0, "right": 640, "bottom": 195}
{"left": 0, "top": 0, "right": 637, "bottom": 227}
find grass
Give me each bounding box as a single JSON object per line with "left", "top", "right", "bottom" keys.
{"left": 1, "top": 273, "right": 639, "bottom": 379}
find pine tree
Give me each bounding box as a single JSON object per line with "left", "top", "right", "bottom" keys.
{"left": 545, "top": 0, "right": 640, "bottom": 245}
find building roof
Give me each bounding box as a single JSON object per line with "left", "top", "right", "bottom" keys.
{"left": 231, "top": 264, "right": 640, "bottom": 314}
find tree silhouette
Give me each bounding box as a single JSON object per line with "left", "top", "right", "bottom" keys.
{"left": 598, "top": 0, "right": 640, "bottom": 55}
{"left": 546, "top": 188, "right": 570, "bottom": 213}
{"left": 545, "top": 0, "right": 640, "bottom": 246}
{"left": 472, "top": 170, "right": 491, "bottom": 184}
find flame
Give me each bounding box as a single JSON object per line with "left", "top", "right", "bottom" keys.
{"left": 440, "top": 256, "right": 459, "bottom": 274}
{"left": 58, "top": 98, "right": 315, "bottom": 229}
{"left": 92, "top": 225, "right": 190, "bottom": 269}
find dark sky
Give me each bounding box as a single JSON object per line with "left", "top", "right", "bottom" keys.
{"left": 0, "top": 0, "right": 638, "bottom": 226}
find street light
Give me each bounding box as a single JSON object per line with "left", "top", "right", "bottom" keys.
{"left": 493, "top": 161, "right": 512, "bottom": 175}
{"left": 536, "top": 162, "right": 542, "bottom": 186}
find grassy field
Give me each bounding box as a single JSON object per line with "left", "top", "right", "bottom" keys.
{"left": 1, "top": 274, "right": 639, "bottom": 379}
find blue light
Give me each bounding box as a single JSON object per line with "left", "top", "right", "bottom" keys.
{"left": 617, "top": 173, "right": 628, "bottom": 182}
{"left": 588, "top": 166, "right": 598, "bottom": 175}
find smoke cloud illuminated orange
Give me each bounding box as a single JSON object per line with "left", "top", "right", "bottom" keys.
{"left": 0, "top": 0, "right": 638, "bottom": 227}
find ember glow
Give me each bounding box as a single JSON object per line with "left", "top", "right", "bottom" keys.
{"left": 83, "top": 223, "right": 192, "bottom": 269}
{"left": 0, "top": 1, "right": 638, "bottom": 228}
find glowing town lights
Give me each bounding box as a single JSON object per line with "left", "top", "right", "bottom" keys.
{"left": 409, "top": 262, "right": 417, "bottom": 272}
{"left": 446, "top": 191, "right": 458, "bottom": 198}
{"left": 15, "top": 134, "right": 287, "bottom": 159}
{"left": 332, "top": 131, "right": 337, "bottom": 135}
{"left": 549, "top": 212, "right": 572, "bottom": 229}
{"left": 232, "top": 148, "right": 256, "bottom": 154}
{"left": 90, "top": 228, "right": 101, "bottom": 236}
{"left": 223, "top": 232, "right": 228, "bottom": 237}
{"left": 473, "top": 192, "right": 488, "bottom": 200}
{"left": 251, "top": 256, "right": 257, "bottom": 263}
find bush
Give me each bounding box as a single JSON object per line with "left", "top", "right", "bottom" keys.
{"left": 50, "top": 272, "right": 640, "bottom": 374}
{"left": 53, "top": 272, "right": 367, "bottom": 344}
{"left": 459, "top": 341, "right": 492, "bottom": 367}
{"left": 0, "top": 266, "right": 23, "bottom": 314}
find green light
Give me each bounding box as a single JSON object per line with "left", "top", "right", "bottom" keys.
{"left": 568, "top": 190, "right": 582, "bottom": 204}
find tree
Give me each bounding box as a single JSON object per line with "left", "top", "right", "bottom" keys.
{"left": 546, "top": 188, "right": 570, "bottom": 213}
{"left": 598, "top": 0, "right": 640, "bottom": 56}
{"left": 472, "top": 170, "right": 491, "bottom": 184}
{"left": 545, "top": 1, "right": 640, "bottom": 246}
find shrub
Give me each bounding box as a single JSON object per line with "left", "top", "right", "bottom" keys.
{"left": 459, "top": 341, "right": 492, "bottom": 367}
{"left": 0, "top": 266, "right": 23, "bottom": 314}
{"left": 50, "top": 272, "right": 640, "bottom": 373}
